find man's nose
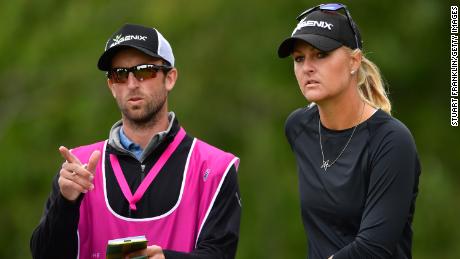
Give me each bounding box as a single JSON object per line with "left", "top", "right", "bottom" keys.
{"left": 126, "top": 72, "right": 140, "bottom": 88}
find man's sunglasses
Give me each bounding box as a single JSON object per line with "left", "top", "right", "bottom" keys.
{"left": 108, "top": 64, "right": 172, "bottom": 83}
{"left": 296, "top": 3, "right": 362, "bottom": 49}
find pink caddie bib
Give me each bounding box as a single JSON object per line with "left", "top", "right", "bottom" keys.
{"left": 70, "top": 128, "right": 239, "bottom": 259}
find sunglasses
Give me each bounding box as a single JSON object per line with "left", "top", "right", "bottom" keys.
{"left": 296, "top": 3, "right": 362, "bottom": 49}
{"left": 108, "top": 64, "right": 172, "bottom": 83}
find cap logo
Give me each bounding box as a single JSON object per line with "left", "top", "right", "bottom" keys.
{"left": 108, "top": 34, "right": 148, "bottom": 49}
{"left": 293, "top": 19, "right": 334, "bottom": 35}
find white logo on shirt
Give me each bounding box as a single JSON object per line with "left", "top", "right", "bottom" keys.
{"left": 235, "top": 192, "right": 242, "bottom": 207}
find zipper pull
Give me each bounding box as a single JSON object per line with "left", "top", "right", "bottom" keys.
{"left": 140, "top": 164, "right": 146, "bottom": 181}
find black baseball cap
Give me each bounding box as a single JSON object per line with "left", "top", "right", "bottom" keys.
{"left": 278, "top": 9, "right": 362, "bottom": 58}
{"left": 97, "top": 23, "right": 175, "bottom": 71}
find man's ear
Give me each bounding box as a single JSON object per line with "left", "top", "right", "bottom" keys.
{"left": 107, "top": 78, "right": 117, "bottom": 98}
{"left": 164, "top": 68, "right": 178, "bottom": 91}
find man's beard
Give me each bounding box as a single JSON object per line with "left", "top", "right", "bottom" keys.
{"left": 118, "top": 92, "right": 167, "bottom": 128}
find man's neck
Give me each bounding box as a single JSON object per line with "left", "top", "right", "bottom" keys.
{"left": 122, "top": 111, "right": 170, "bottom": 149}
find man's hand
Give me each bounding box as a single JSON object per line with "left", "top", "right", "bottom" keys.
{"left": 58, "top": 146, "right": 101, "bottom": 201}
{"left": 125, "top": 245, "right": 165, "bottom": 259}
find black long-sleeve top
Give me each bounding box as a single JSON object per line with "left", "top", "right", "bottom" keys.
{"left": 285, "top": 105, "right": 421, "bottom": 259}
{"left": 30, "top": 117, "right": 241, "bottom": 259}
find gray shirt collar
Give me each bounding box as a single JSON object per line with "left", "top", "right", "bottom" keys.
{"left": 108, "top": 112, "right": 176, "bottom": 162}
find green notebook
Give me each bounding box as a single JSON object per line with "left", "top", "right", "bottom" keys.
{"left": 106, "top": 235, "right": 148, "bottom": 259}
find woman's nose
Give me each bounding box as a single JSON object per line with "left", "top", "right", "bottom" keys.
{"left": 302, "top": 59, "right": 315, "bottom": 74}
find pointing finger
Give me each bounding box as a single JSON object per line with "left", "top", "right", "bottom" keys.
{"left": 59, "top": 146, "right": 81, "bottom": 165}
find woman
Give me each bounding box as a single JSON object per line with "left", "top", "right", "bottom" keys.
{"left": 278, "top": 3, "right": 421, "bottom": 259}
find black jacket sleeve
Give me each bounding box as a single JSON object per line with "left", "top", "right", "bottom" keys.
{"left": 30, "top": 173, "right": 82, "bottom": 259}
{"left": 332, "top": 127, "right": 421, "bottom": 259}
{"left": 163, "top": 166, "right": 241, "bottom": 259}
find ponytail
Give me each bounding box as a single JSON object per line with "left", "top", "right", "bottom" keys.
{"left": 353, "top": 49, "right": 392, "bottom": 114}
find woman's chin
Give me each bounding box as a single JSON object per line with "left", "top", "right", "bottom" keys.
{"left": 301, "top": 87, "right": 324, "bottom": 101}
{"left": 302, "top": 93, "right": 325, "bottom": 103}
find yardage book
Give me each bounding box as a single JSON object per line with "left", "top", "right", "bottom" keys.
{"left": 106, "top": 235, "right": 148, "bottom": 259}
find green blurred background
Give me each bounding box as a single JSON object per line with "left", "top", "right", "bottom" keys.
{"left": 0, "top": 0, "right": 458, "bottom": 258}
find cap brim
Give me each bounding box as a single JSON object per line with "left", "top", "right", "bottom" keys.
{"left": 97, "top": 44, "right": 167, "bottom": 71}
{"left": 277, "top": 34, "right": 343, "bottom": 58}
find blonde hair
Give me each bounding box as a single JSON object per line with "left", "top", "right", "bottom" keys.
{"left": 352, "top": 49, "right": 392, "bottom": 114}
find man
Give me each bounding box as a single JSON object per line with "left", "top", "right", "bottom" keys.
{"left": 30, "top": 23, "right": 241, "bottom": 259}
